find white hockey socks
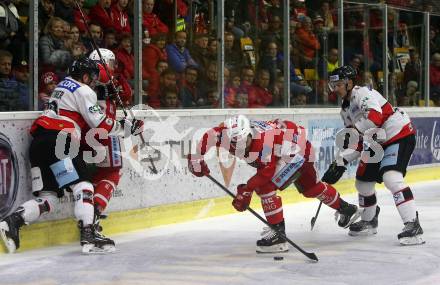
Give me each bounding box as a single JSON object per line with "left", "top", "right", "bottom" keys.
{"left": 20, "top": 191, "right": 59, "bottom": 224}
{"left": 71, "top": 182, "right": 95, "bottom": 225}
{"left": 383, "top": 170, "right": 417, "bottom": 223}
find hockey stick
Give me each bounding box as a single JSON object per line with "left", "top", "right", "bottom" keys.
{"left": 206, "top": 174, "right": 319, "bottom": 262}
{"left": 73, "top": 0, "right": 157, "bottom": 174}
{"left": 310, "top": 201, "right": 322, "bottom": 231}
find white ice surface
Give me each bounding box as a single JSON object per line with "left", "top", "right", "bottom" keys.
{"left": 0, "top": 180, "right": 439, "bottom": 285}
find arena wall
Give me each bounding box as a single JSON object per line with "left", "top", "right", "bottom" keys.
{"left": 1, "top": 108, "right": 440, "bottom": 253}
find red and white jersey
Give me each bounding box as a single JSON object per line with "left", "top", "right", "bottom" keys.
{"left": 197, "top": 119, "right": 312, "bottom": 190}
{"left": 341, "top": 85, "right": 415, "bottom": 145}
{"left": 30, "top": 77, "right": 123, "bottom": 139}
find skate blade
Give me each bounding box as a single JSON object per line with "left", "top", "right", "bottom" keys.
{"left": 82, "top": 244, "right": 116, "bottom": 255}
{"left": 256, "top": 242, "right": 289, "bottom": 254}
{"left": 399, "top": 235, "right": 425, "bottom": 246}
{"left": 348, "top": 227, "right": 378, "bottom": 236}
{"left": 0, "top": 221, "right": 17, "bottom": 254}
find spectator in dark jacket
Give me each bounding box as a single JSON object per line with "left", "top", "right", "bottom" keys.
{"left": 0, "top": 50, "right": 28, "bottom": 111}
{"left": 179, "top": 65, "right": 200, "bottom": 107}
{"left": 166, "top": 30, "right": 198, "bottom": 74}
{"left": 55, "top": 0, "right": 74, "bottom": 23}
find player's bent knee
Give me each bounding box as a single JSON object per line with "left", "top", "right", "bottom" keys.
{"left": 382, "top": 170, "right": 405, "bottom": 193}
{"left": 355, "top": 180, "right": 376, "bottom": 196}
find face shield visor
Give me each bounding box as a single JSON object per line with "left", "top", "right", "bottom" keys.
{"left": 328, "top": 74, "right": 347, "bottom": 92}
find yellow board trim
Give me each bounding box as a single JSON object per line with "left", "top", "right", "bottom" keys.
{"left": 2, "top": 166, "right": 440, "bottom": 254}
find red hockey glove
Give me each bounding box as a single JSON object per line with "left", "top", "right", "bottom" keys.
{"left": 188, "top": 154, "right": 210, "bottom": 177}
{"left": 232, "top": 184, "right": 253, "bottom": 212}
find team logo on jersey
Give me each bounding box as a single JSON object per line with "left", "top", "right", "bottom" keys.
{"left": 0, "top": 133, "right": 19, "bottom": 219}
{"left": 88, "top": 104, "right": 103, "bottom": 114}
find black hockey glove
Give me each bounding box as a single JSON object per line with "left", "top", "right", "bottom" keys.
{"left": 321, "top": 160, "right": 347, "bottom": 184}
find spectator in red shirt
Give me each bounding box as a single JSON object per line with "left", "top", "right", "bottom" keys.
{"left": 114, "top": 33, "right": 134, "bottom": 82}
{"left": 430, "top": 53, "right": 440, "bottom": 95}
{"left": 142, "top": 0, "right": 169, "bottom": 38}
{"left": 142, "top": 33, "right": 167, "bottom": 81}
{"left": 247, "top": 69, "right": 273, "bottom": 108}
{"left": 89, "top": 0, "right": 114, "bottom": 31}
{"left": 110, "top": 0, "right": 131, "bottom": 35}
{"left": 73, "top": 0, "right": 90, "bottom": 34}
{"left": 295, "top": 16, "right": 320, "bottom": 67}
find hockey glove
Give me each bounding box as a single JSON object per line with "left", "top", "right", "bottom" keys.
{"left": 321, "top": 160, "right": 347, "bottom": 184}
{"left": 232, "top": 184, "right": 253, "bottom": 212}
{"left": 119, "top": 118, "right": 144, "bottom": 137}
{"left": 187, "top": 154, "right": 210, "bottom": 177}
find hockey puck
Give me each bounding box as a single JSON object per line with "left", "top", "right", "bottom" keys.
{"left": 273, "top": 256, "right": 284, "bottom": 261}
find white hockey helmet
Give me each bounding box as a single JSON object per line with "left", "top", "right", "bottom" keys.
{"left": 224, "top": 115, "right": 252, "bottom": 143}
{"left": 89, "top": 48, "right": 116, "bottom": 70}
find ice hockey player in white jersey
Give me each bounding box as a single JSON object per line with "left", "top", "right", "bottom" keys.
{"left": 323, "top": 65, "right": 424, "bottom": 245}
{"left": 0, "top": 57, "right": 143, "bottom": 254}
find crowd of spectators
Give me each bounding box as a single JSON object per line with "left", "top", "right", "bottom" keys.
{"left": 1, "top": 0, "right": 440, "bottom": 111}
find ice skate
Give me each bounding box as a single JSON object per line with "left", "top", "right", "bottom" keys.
{"left": 335, "top": 200, "right": 362, "bottom": 228}
{"left": 349, "top": 206, "right": 380, "bottom": 236}
{"left": 0, "top": 211, "right": 25, "bottom": 253}
{"left": 398, "top": 212, "right": 425, "bottom": 246}
{"left": 256, "top": 221, "right": 289, "bottom": 253}
{"left": 79, "top": 221, "right": 115, "bottom": 254}
{"left": 93, "top": 209, "right": 116, "bottom": 253}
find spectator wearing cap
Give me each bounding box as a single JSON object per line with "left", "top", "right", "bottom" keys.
{"left": 38, "top": 71, "right": 59, "bottom": 110}
{"left": 142, "top": 0, "right": 169, "bottom": 38}
{"left": 166, "top": 30, "right": 198, "bottom": 74}
{"left": 39, "top": 17, "right": 72, "bottom": 72}
{"left": 114, "top": 33, "right": 134, "bottom": 83}
{"left": 247, "top": 69, "right": 273, "bottom": 108}
{"left": 0, "top": 50, "right": 28, "bottom": 111}
{"left": 295, "top": 16, "right": 320, "bottom": 68}
{"left": 404, "top": 80, "right": 419, "bottom": 106}
{"left": 89, "top": 0, "right": 114, "bottom": 31}
{"left": 73, "top": 0, "right": 91, "bottom": 34}
{"left": 54, "top": 0, "right": 74, "bottom": 24}
{"left": 110, "top": 0, "right": 131, "bottom": 35}
{"left": 190, "top": 33, "right": 209, "bottom": 72}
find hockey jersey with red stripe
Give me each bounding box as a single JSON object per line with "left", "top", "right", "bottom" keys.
{"left": 31, "top": 77, "right": 124, "bottom": 139}
{"left": 340, "top": 85, "right": 415, "bottom": 146}
{"left": 197, "top": 119, "right": 312, "bottom": 190}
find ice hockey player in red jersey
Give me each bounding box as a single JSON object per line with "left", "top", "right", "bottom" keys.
{"left": 188, "top": 115, "right": 361, "bottom": 253}
{"left": 88, "top": 48, "right": 133, "bottom": 244}
{"left": 0, "top": 57, "right": 143, "bottom": 254}
{"left": 324, "top": 65, "right": 424, "bottom": 245}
